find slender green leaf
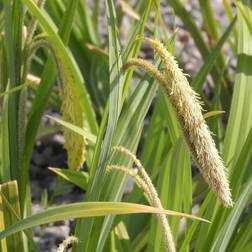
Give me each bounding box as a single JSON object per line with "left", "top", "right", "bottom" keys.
{"left": 192, "top": 16, "right": 236, "bottom": 91}
{"left": 3, "top": 0, "right": 19, "bottom": 181}
{"left": 0, "top": 82, "right": 31, "bottom": 98}
{"left": 74, "top": 0, "right": 126, "bottom": 250}
{"left": 199, "top": 0, "right": 219, "bottom": 39}
{"left": 223, "top": 0, "right": 252, "bottom": 167}
{"left": 148, "top": 139, "right": 191, "bottom": 251}
{"left": 49, "top": 167, "right": 89, "bottom": 190}
{"left": 210, "top": 178, "right": 252, "bottom": 252}
{"left": 46, "top": 115, "right": 97, "bottom": 144}
{"left": 0, "top": 181, "right": 24, "bottom": 252}
{"left": 0, "top": 93, "right": 10, "bottom": 182}
{"left": 0, "top": 202, "right": 209, "bottom": 241}
{"left": 203, "top": 111, "right": 225, "bottom": 120}
{"left": 235, "top": 1, "right": 252, "bottom": 36}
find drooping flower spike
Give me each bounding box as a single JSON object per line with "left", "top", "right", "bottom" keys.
{"left": 26, "top": 40, "right": 88, "bottom": 171}
{"left": 57, "top": 236, "right": 78, "bottom": 252}
{"left": 109, "top": 146, "right": 176, "bottom": 252}
{"left": 124, "top": 37, "right": 233, "bottom": 208}
{"left": 55, "top": 46, "right": 88, "bottom": 171}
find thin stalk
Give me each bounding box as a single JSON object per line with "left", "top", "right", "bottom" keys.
{"left": 113, "top": 146, "right": 176, "bottom": 252}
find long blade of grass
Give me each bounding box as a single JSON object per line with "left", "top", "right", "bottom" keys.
{"left": 3, "top": 0, "right": 19, "bottom": 181}
{"left": 73, "top": 1, "right": 125, "bottom": 250}
{"left": 95, "top": 78, "right": 159, "bottom": 252}
{"left": 49, "top": 167, "right": 89, "bottom": 190}
{"left": 0, "top": 93, "right": 10, "bottom": 182}
{"left": 194, "top": 127, "right": 252, "bottom": 252}
{"left": 78, "top": 1, "right": 100, "bottom": 45}
{"left": 0, "top": 202, "right": 209, "bottom": 241}
{"left": 148, "top": 139, "right": 191, "bottom": 251}
{"left": 46, "top": 115, "right": 97, "bottom": 144}
{"left": 179, "top": 194, "right": 212, "bottom": 252}
{"left": 228, "top": 210, "right": 252, "bottom": 251}
{"left": 223, "top": 0, "right": 252, "bottom": 168}
{"left": 192, "top": 16, "right": 236, "bottom": 92}
{"left": 0, "top": 181, "right": 24, "bottom": 252}
{"left": 230, "top": 127, "right": 252, "bottom": 199}
{"left": 210, "top": 178, "right": 252, "bottom": 252}
{"left": 199, "top": 0, "right": 219, "bottom": 39}
{"left": 0, "top": 189, "right": 40, "bottom": 252}
{"left": 0, "top": 82, "right": 31, "bottom": 98}
{"left": 235, "top": 0, "right": 252, "bottom": 36}
{"left": 203, "top": 111, "right": 225, "bottom": 120}
{"left": 167, "top": 0, "right": 209, "bottom": 58}
{"left": 90, "top": 4, "right": 164, "bottom": 251}
{"left": 95, "top": 1, "right": 162, "bottom": 238}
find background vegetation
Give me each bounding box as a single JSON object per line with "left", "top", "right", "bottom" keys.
{"left": 0, "top": 0, "right": 252, "bottom": 251}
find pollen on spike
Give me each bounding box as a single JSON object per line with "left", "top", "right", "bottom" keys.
{"left": 124, "top": 38, "right": 233, "bottom": 208}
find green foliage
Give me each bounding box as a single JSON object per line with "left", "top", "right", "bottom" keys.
{"left": 0, "top": 0, "right": 252, "bottom": 251}
{"left": 0, "top": 181, "right": 24, "bottom": 252}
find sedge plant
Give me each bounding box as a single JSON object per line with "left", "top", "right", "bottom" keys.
{"left": 0, "top": 0, "right": 252, "bottom": 252}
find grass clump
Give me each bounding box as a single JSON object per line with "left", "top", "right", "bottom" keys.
{"left": 1, "top": 0, "right": 252, "bottom": 251}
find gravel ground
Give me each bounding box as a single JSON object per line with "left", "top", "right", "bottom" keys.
{"left": 31, "top": 136, "right": 83, "bottom": 251}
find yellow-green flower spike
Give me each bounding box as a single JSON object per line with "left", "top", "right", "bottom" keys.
{"left": 26, "top": 39, "right": 88, "bottom": 171}
{"left": 57, "top": 53, "right": 88, "bottom": 171}
{"left": 61, "top": 83, "right": 87, "bottom": 171}
{"left": 125, "top": 38, "right": 233, "bottom": 208}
